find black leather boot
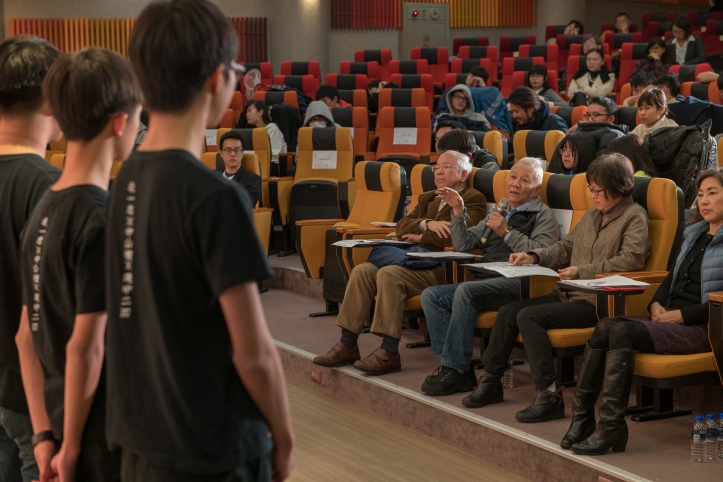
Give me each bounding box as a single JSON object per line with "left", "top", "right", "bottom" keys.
{"left": 462, "top": 373, "right": 503, "bottom": 408}
{"left": 560, "top": 343, "right": 607, "bottom": 449}
{"left": 515, "top": 387, "right": 565, "bottom": 423}
{"left": 571, "top": 349, "right": 635, "bottom": 455}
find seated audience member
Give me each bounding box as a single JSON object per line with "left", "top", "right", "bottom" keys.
{"left": 631, "top": 39, "right": 672, "bottom": 79}
{"left": 312, "top": 151, "right": 486, "bottom": 374}
{"left": 437, "top": 127, "right": 499, "bottom": 170}
{"left": 526, "top": 65, "right": 567, "bottom": 107}
{"left": 670, "top": 16, "right": 706, "bottom": 65}
{"left": 654, "top": 74, "right": 683, "bottom": 103}
{"left": 567, "top": 96, "right": 619, "bottom": 133}
{"left": 465, "top": 66, "right": 490, "bottom": 88}
{"left": 420, "top": 158, "right": 559, "bottom": 395}
{"left": 568, "top": 49, "right": 615, "bottom": 105}
{"left": 606, "top": 134, "right": 656, "bottom": 177}
{"left": 551, "top": 132, "right": 597, "bottom": 175}
{"left": 631, "top": 88, "right": 678, "bottom": 139}
{"left": 434, "top": 119, "right": 466, "bottom": 151}
{"left": 435, "top": 84, "right": 491, "bottom": 131}
{"left": 316, "top": 84, "right": 352, "bottom": 109}
{"left": 622, "top": 72, "right": 656, "bottom": 107}
{"left": 217, "top": 131, "right": 262, "bottom": 206}
{"left": 612, "top": 12, "right": 631, "bottom": 34}
{"left": 367, "top": 79, "right": 398, "bottom": 114}
{"left": 549, "top": 20, "right": 584, "bottom": 44}
{"left": 508, "top": 86, "right": 568, "bottom": 134}
{"left": 581, "top": 34, "right": 604, "bottom": 55}
{"left": 465, "top": 154, "right": 650, "bottom": 422}
{"left": 302, "top": 100, "right": 340, "bottom": 128}
{"left": 245, "top": 100, "right": 287, "bottom": 175}
{"left": 563, "top": 168, "right": 723, "bottom": 455}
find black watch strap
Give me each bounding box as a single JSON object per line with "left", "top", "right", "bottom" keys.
{"left": 31, "top": 430, "right": 55, "bottom": 448}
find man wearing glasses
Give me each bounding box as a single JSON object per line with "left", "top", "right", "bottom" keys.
{"left": 217, "top": 131, "right": 262, "bottom": 207}
{"left": 566, "top": 96, "right": 618, "bottom": 134}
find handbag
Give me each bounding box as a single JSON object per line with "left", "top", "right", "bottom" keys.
{"left": 367, "top": 245, "right": 441, "bottom": 270}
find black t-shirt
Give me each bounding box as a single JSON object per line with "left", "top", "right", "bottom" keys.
{"left": 106, "top": 150, "right": 274, "bottom": 474}
{"left": 0, "top": 153, "right": 60, "bottom": 414}
{"left": 20, "top": 185, "right": 108, "bottom": 441}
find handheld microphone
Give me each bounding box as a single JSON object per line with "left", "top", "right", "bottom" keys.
{"left": 480, "top": 198, "right": 510, "bottom": 244}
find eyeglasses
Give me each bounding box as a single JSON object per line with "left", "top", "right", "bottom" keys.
{"left": 451, "top": 94, "right": 467, "bottom": 101}
{"left": 560, "top": 147, "right": 572, "bottom": 155}
{"left": 222, "top": 148, "right": 244, "bottom": 155}
{"left": 587, "top": 185, "right": 606, "bottom": 197}
{"left": 433, "top": 163, "right": 461, "bottom": 172}
{"left": 583, "top": 112, "right": 609, "bottom": 120}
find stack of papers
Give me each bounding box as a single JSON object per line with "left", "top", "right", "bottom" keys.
{"left": 558, "top": 275, "right": 649, "bottom": 288}
{"left": 406, "top": 251, "right": 481, "bottom": 259}
{"left": 466, "top": 262, "right": 560, "bottom": 278}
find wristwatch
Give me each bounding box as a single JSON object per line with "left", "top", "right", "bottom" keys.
{"left": 31, "top": 430, "right": 56, "bottom": 448}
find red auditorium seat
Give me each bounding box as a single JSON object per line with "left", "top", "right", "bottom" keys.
{"left": 325, "top": 73, "right": 369, "bottom": 91}
{"left": 501, "top": 57, "right": 545, "bottom": 98}
{"left": 619, "top": 43, "right": 649, "bottom": 87}
{"left": 545, "top": 25, "right": 567, "bottom": 42}
{"left": 337, "top": 89, "right": 368, "bottom": 109}
{"left": 689, "top": 11, "right": 722, "bottom": 29}
{"left": 388, "top": 59, "right": 430, "bottom": 76}
{"left": 280, "top": 61, "right": 321, "bottom": 83}
{"left": 603, "top": 32, "right": 644, "bottom": 53}
{"left": 511, "top": 70, "right": 559, "bottom": 94}
{"left": 457, "top": 46, "right": 498, "bottom": 79}
{"left": 647, "top": 21, "right": 673, "bottom": 41}
{"left": 642, "top": 12, "right": 677, "bottom": 29}
{"left": 452, "top": 36, "right": 489, "bottom": 56}
{"left": 705, "top": 20, "right": 723, "bottom": 56}
{"left": 354, "top": 49, "right": 393, "bottom": 81}
{"left": 339, "top": 61, "right": 380, "bottom": 81}
{"left": 555, "top": 35, "right": 584, "bottom": 71}
{"left": 273, "top": 74, "right": 318, "bottom": 100}
{"left": 669, "top": 63, "right": 713, "bottom": 83}
{"left": 410, "top": 47, "right": 449, "bottom": 84}
{"left": 500, "top": 35, "right": 536, "bottom": 62}
{"left": 518, "top": 44, "right": 559, "bottom": 73}
{"left": 240, "top": 62, "right": 273, "bottom": 85}
{"left": 389, "top": 74, "right": 435, "bottom": 111}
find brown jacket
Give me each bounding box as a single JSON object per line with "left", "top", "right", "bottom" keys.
{"left": 396, "top": 187, "right": 486, "bottom": 248}
{"left": 533, "top": 196, "right": 651, "bottom": 304}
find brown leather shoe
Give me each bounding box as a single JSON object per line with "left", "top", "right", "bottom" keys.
{"left": 353, "top": 347, "right": 401, "bottom": 375}
{"left": 313, "top": 342, "right": 360, "bottom": 367}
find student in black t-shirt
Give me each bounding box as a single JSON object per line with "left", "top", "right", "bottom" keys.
{"left": 0, "top": 35, "right": 62, "bottom": 482}
{"left": 106, "top": 1, "right": 294, "bottom": 481}
{"left": 16, "top": 47, "right": 142, "bottom": 482}
{"left": 217, "top": 131, "right": 262, "bottom": 207}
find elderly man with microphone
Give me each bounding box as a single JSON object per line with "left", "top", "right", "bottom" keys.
{"left": 419, "top": 157, "right": 560, "bottom": 398}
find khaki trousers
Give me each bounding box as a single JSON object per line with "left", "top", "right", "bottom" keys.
{"left": 336, "top": 262, "right": 446, "bottom": 339}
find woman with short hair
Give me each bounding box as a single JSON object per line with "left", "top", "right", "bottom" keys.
{"left": 568, "top": 49, "right": 615, "bottom": 104}
{"left": 631, "top": 88, "right": 678, "bottom": 139}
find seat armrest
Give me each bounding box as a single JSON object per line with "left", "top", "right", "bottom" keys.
{"left": 295, "top": 219, "right": 346, "bottom": 227}
{"left": 337, "top": 227, "right": 395, "bottom": 235}
{"left": 709, "top": 292, "right": 723, "bottom": 303}
{"left": 266, "top": 176, "right": 295, "bottom": 182}
{"left": 252, "top": 207, "right": 274, "bottom": 214}
{"left": 595, "top": 270, "right": 669, "bottom": 283}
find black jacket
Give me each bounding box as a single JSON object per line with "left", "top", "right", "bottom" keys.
{"left": 218, "top": 167, "right": 262, "bottom": 207}
{"left": 547, "top": 123, "right": 628, "bottom": 174}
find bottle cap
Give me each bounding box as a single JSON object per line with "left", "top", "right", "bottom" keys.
{"left": 696, "top": 415, "right": 704, "bottom": 422}
{"left": 707, "top": 413, "right": 716, "bottom": 420}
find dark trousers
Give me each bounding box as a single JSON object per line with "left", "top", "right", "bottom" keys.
{"left": 77, "top": 440, "right": 121, "bottom": 481}
{"left": 121, "top": 450, "right": 272, "bottom": 482}
{"left": 481, "top": 294, "right": 599, "bottom": 390}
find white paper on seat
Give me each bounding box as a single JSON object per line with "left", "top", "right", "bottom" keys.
{"left": 393, "top": 128, "right": 418, "bottom": 145}
{"left": 466, "top": 262, "right": 560, "bottom": 278}
{"left": 245, "top": 150, "right": 255, "bottom": 155}
{"left": 406, "top": 251, "right": 480, "bottom": 259}
{"left": 551, "top": 208, "right": 573, "bottom": 237}
{"left": 312, "top": 150, "right": 338, "bottom": 169}
{"left": 372, "top": 221, "right": 397, "bottom": 227}
{"left": 205, "top": 129, "right": 218, "bottom": 147}
{"left": 349, "top": 127, "right": 355, "bottom": 140}
{"left": 559, "top": 275, "right": 649, "bottom": 288}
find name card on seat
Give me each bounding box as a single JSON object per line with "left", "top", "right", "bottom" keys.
{"left": 349, "top": 127, "right": 355, "bottom": 140}
{"left": 394, "top": 128, "right": 418, "bottom": 145}
{"left": 551, "top": 208, "right": 573, "bottom": 237}
{"left": 312, "top": 151, "right": 338, "bottom": 169}
{"left": 205, "top": 129, "right": 218, "bottom": 146}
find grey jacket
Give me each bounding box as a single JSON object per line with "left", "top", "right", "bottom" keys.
{"left": 436, "top": 84, "right": 491, "bottom": 131}
{"left": 450, "top": 195, "right": 560, "bottom": 253}
{"left": 671, "top": 220, "right": 723, "bottom": 303}
{"left": 540, "top": 89, "right": 567, "bottom": 108}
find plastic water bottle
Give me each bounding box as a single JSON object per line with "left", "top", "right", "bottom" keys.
{"left": 718, "top": 413, "right": 723, "bottom": 459}
{"left": 705, "top": 414, "right": 718, "bottom": 461}
{"left": 692, "top": 416, "right": 707, "bottom": 462}
{"left": 502, "top": 361, "right": 513, "bottom": 389}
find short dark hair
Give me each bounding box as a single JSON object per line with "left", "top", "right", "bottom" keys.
{"left": 219, "top": 131, "right": 244, "bottom": 150}
{"left": 435, "top": 119, "right": 466, "bottom": 134}
{"left": 467, "top": 66, "right": 489, "bottom": 82}
{"left": 248, "top": 100, "right": 271, "bottom": 124}
{"left": 0, "top": 35, "right": 61, "bottom": 116}
{"left": 673, "top": 16, "right": 694, "bottom": 38}
{"left": 43, "top": 47, "right": 142, "bottom": 142}
{"left": 646, "top": 38, "right": 670, "bottom": 64}
{"left": 316, "top": 84, "right": 339, "bottom": 101}
{"left": 586, "top": 153, "right": 635, "bottom": 199}
{"left": 655, "top": 73, "right": 680, "bottom": 97}
{"left": 588, "top": 96, "right": 618, "bottom": 116}
{"left": 560, "top": 132, "right": 597, "bottom": 174}
{"left": 437, "top": 128, "right": 477, "bottom": 156}
{"left": 568, "top": 20, "right": 584, "bottom": 34}
{"left": 508, "top": 86, "right": 541, "bottom": 112}
{"left": 525, "top": 64, "right": 551, "bottom": 91}
{"left": 629, "top": 71, "right": 655, "bottom": 89}
{"left": 606, "top": 134, "right": 656, "bottom": 177}
{"left": 128, "top": 0, "right": 238, "bottom": 113}
{"left": 615, "top": 12, "right": 630, "bottom": 21}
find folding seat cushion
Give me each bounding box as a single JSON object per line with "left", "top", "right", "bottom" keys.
{"left": 453, "top": 36, "right": 489, "bottom": 56}
{"left": 280, "top": 60, "right": 321, "bottom": 82}
{"left": 331, "top": 106, "right": 369, "bottom": 156}
{"left": 499, "top": 35, "right": 536, "bottom": 61}
{"left": 252, "top": 207, "right": 273, "bottom": 255}
{"left": 619, "top": 43, "right": 649, "bottom": 87}
{"left": 337, "top": 89, "right": 368, "bottom": 109}
{"left": 388, "top": 74, "right": 434, "bottom": 110}
{"left": 512, "top": 130, "right": 565, "bottom": 164}
{"left": 240, "top": 62, "right": 273, "bottom": 85}
{"left": 501, "top": 57, "right": 544, "bottom": 98}
{"left": 518, "top": 44, "right": 559, "bottom": 73}
{"left": 705, "top": 20, "right": 723, "bottom": 56}
{"left": 510, "top": 70, "right": 559, "bottom": 94}
{"left": 339, "top": 61, "right": 380, "bottom": 80}
{"left": 354, "top": 49, "right": 393, "bottom": 81}
{"left": 669, "top": 63, "right": 713, "bottom": 83}
{"left": 388, "top": 59, "right": 430, "bottom": 75}
{"left": 377, "top": 88, "right": 426, "bottom": 110}
{"left": 458, "top": 46, "right": 499, "bottom": 80}
{"left": 252, "top": 90, "right": 299, "bottom": 108}
{"left": 273, "top": 74, "right": 317, "bottom": 100}
{"left": 410, "top": 47, "right": 449, "bottom": 84}
{"left": 325, "top": 73, "right": 369, "bottom": 91}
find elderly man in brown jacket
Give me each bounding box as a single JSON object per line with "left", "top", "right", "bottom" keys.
{"left": 313, "top": 150, "right": 486, "bottom": 375}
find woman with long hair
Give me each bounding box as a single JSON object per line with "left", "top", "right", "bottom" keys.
{"left": 525, "top": 65, "right": 566, "bottom": 107}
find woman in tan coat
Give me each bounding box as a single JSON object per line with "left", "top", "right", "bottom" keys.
{"left": 463, "top": 154, "right": 651, "bottom": 424}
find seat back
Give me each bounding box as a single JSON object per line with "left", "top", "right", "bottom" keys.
{"left": 377, "top": 88, "right": 427, "bottom": 110}
{"left": 603, "top": 32, "right": 644, "bottom": 52}
{"left": 444, "top": 73, "right": 469, "bottom": 91}
{"left": 241, "top": 62, "right": 273, "bottom": 84}
{"left": 642, "top": 12, "right": 677, "bottom": 28}
{"left": 229, "top": 91, "right": 244, "bottom": 125}
{"left": 375, "top": 106, "right": 432, "bottom": 157}
{"left": 280, "top": 60, "right": 321, "bottom": 81}
{"left": 273, "top": 74, "right": 318, "bottom": 99}
{"left": 617, "top": 106, "right": 640, "bottom": 131}
{"left": 325, "top": 73, "right": 369, "bottom": 90}
{"left": 49, "top": 153, "right": 65, "bottom": 170}
{"left": 619, "top": 43, "right": 649, "bottom": 87}
{"left": 354, "top": 49, "right": 393, "bottom": 80}
{"left": 216, "top": 127, "right": 272, "bottom": 179}
{"left": 470, "top": 130, "right": 507, "bottom": 167}
{"left": 551, "top": 106, "right": 587, "bottom": 129}
{"left": 340, "top": 61, "right": 380, "bottom": 80}
{"left": 600, "top": 22, "right": 638, "bottom": 34}
{"left": 499, "top": 35, "right": 536, "bottom": 61}
{"left": 619, "top": 83, "right": 632, "bottom": 104}
{"left": 458, "top": 46, "right": 498, "bottom": 79}
{"left": 337, "top": 89, "right": 368, "bottom": 109}
{"left": 510, "top": 70, "right": 559, "bottom": 94}
{"left": 410, "top": 47, "right": 449, "bottom": 84}
{"left": 450, "top": 58, "right": 495, "bottom": 85}
{"left": 647, "top": 21, "right": 673, "bottom": 40}
{"left": 689, "top": 11, "right": 722, "bottom": 28}
{"left": 331, "top": 107, "right": 369, "bottom": 155}
{"left": 501, "top": 57, "right": 544, "bottom": 97}
{"left": 389, "top": 59, "right": 430, "bottom": 75}
{"left": 453, "top": 36, "right": 489, "bottom": 55}
{"left": 670, "top": 63, "right": 713, "bottom": 83}
{"left": 540, "top": 173, "right": 581, "bottom": 238}
{"left": 409, "top": 165, "right": 437, "bottom": 213}
{"left": 294, "top": 127, "right": 354, "bottom": 182}
{"left": 566, "top": 54, "right": 613, "bottom": 90}
{"left": 680, "top": 81, "right": 712, "bottom": 100}
{"left": 388, "top": 74, "right": 434, "bottom": 110}
{"left": 518, "top": 44, "right": 559, "bottom": 72}
{"left": 252, "top": 90, "right": 299, "bottom": 108}
{"left": 346, "top": 161, "right": 404, "bottom": 226}
{"left": 472, "top": 169, "right": 508, "bottom": 212}
{"left": 705, "top": 20, "right": 723, "bottom": 56}
{"left": 513, "top": 130, "right": 565, "bottom": 165}
{"left": 569, "top": 43, "right": 611, "bottom": 57}
{"left": 545, "top": 25, "right": 567, "bottom": 42}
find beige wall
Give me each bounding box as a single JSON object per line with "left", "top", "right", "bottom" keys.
{"left": 585, "top": 0, "right": 705, "bottom": 35}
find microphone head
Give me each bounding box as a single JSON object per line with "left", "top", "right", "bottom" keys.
{"left": 498, "top": 198, "right": 510, "bottom": 212}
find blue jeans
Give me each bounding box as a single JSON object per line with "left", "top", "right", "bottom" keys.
{"left": 0, "top": 407, "right": 38, "bottom": 482}
{"left": 420, "top": 277, "right": 521, "bottom": 372}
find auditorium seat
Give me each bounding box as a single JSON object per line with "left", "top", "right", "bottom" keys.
{"left": 689, "top": 10, "right": 722, "bottom": 29}
{"left": 618, "top": 83, "right": 632, "bottom": 104}
{"left": 642, "top": 12, "right": 677, "bottom": 29}
{"left": 679, "top": 81, "right": 713, "bottom": 100}
{"left": 229, "top": 92, "right": 244, "bottom": 125}
{"left": 331, "top": 106, "right": 370, "bottom": 160}
{"left": 443, "top": 73, "right": 469, "bottom": 91}
{"left": 338, "top": 89, "right": 368, "bottom": 109}
{"left": 499, "top": 35, "right": 536, "bottom": 62}
{"left": 377, "top": 88, "right": 427, "bottom": 110}
{"left": 449, "top": 58, "right": 495, "bottom": 86}
{"left": 469, "top": 130, "right": 508, "bottom": 167}
{"left": 45, "top": 136, "right": 66, "bottom": 163}
{"left": 545, "top": 25, "right": 567, "bottom": 43}
{"left": 619, "top": 43, "right": 649, "bottom": 87}
{"left": 354, "top": 49, "right": 393, "bottom": 81}
{"left": 457, "top": 46, "right": 499, "bottom": 80}
{"left": 252, "top": 207, "right": 274, "bottom": 255}
{"left": 453, "top": 36, "right": 489, "bottom": 56}
{"left": 280, "top": 60, "right": 321, "bottom": 83}
{"left": 49, "top": 153, "right": 64, "bottom": 170}
{"left": 646, "top": 21, "right": 673, "bottom": 42}
{"left": 617, "top": 106, "right": 641, "bottom": 131}
{"left": 569, "top": 43, "right": 611, "bottom": 57}
{"left": 340, "top": 61, "right": 380, "bottom": 81}
{"left": 518, "top": 44, "right": 559, "bottom": 73}
{"left": 602, "top": 32, "right": 644, "bottom": 53}
{"left": 410, "top": 47, "right": 449, "bottom": 84}
{"left": 273, "top": 74, "right": 318, "bottom": 100}
{"left": 556, "top": 35, "right": 584, "bottom": 71}
{"left": 389, "top": 74, "right": 435, "bottom": 110}
{"left": 325, "top": 73, "right": 369, "bottom": 91}
{"left": 550, "top": 106, "right": 587, "bottom": 129}
{"left": 252, "top": 90, "right": 299, "bottom": 108}
{"left": 511, "top": 70, "right": 560, "bottom": 94}
{"left": 669, "top": 63, "right": 713, "bottom": 83}
{"left": 512, "top": 130, "right": 565, "bottom": 165}
{"left": 240, "top": 62, "right": 274, "bottom": 85}
{"left": 388, "top": 59, "right": 430, "bottom": 76}
{"left": 501, "top": 57, "right": 545, "bottom": 98}
{"left": 705, "top": 20, "right": 723, "bottom": 56}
